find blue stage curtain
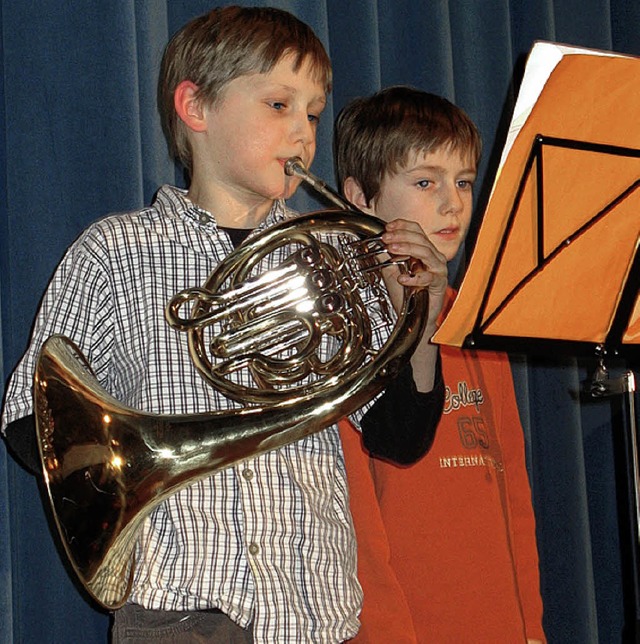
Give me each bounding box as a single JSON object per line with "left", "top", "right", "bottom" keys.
{"left": 1, "top": 1, "right": 639, "bottom": 642}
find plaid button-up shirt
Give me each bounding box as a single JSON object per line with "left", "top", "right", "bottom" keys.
{"left": 2, "top": 185, "right": 397, "bottom": 642}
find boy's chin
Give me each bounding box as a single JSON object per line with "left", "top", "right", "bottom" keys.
{"left": 279, "top": 178, "right": 302, "bottom": 201}
{"left": 270, "top": 189, "right": 292, "bottom": 201}
{"left": 433, "top": 237, "right": 464, "bottom": 262}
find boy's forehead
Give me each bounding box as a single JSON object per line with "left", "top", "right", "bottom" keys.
{"left": 404, "top": 145, "right": 477, "bottom": 171}
{"left": 242, "top": 52, "right": 327, "bottom": 99}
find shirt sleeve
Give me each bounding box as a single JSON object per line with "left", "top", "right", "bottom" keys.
{"left": 360, "top": 353, "right": 444, "bottom": 465}
{"left": 1, "top": 226, "right": 114, "bottom": 434}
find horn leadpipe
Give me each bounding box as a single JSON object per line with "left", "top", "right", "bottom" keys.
{"left": 285, "top": 157, "right": 415, "bottom": 276}
{"left": 284, "top": 157, "right": 355, "bottom": 212}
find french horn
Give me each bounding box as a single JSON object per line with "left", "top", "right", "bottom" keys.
{"left": 34, "top": 158, "right": 429, "bottom": 609}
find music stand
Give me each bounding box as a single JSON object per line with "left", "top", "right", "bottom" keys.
{"left": 433, "top": 41, "right": 640, "bottom": 638}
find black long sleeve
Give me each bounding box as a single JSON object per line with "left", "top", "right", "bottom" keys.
{"left": 3, "top": 414, "right": 39, "bottom": 474}
{"left": 360, "top": 353, "right": 444, "bottom": 465}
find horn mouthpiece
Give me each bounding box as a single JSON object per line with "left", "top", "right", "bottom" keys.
{"left": 284, "top": 156, "right": 305, "bottom": 177}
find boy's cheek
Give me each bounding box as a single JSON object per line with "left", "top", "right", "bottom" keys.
{"left": 370, "top": 207, "right": 395, "bottom": 223}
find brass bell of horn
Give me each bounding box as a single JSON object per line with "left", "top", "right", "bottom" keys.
{"left": 34, "top": 158, "right": 429, "bottom": 609}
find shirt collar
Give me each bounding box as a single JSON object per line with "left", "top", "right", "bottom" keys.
{"left": 155, "top": 185, "right": 291, "bottom": 232}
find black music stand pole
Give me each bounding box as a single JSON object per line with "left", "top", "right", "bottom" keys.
{"left": 591, "top": 361, "right": 640, "bottom": 641}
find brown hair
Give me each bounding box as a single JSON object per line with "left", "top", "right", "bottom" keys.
{"left": 158, "top": 6, "right": 332, "bottom": 173}
{"left": 334, "top": 85, "right": 481, "bottom": 205}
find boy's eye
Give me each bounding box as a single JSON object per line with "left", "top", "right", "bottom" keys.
{"left": 416, "top": 179, "right": 432, "bottom": 189}
{"left": 457, "top": 179, "right": 474, "bottom": 190}
{"left": 307, "top": 113, "right": 320, "bottom": 125}
{"left": 270, "top": 101, "right": 287, "bottom": 110}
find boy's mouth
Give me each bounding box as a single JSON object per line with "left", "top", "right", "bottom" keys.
{"left": 279, "top": 155, "right": 303, "bottom": 167}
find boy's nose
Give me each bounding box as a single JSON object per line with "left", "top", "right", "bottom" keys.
{"left": 440, "top": 185, "right": 463, "bottom": 214}
{"left": 291, "top": 114, "right": 315, "bottom": 145}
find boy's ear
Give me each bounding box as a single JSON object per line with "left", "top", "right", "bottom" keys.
{"left": 343, "top": 177, "right": 373, "bottom": 214}
{"left": 174, "top": 80, "right": 207, "bottom": 132}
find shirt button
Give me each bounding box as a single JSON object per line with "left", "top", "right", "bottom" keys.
{"left": 248, "top": 543, "right": 260, "bottom": 555}
{"left": 242, "top": 468, "right": 254, "bottom": 481}
{"left": 199, "top": 213, "right": 210, "bottom": 224}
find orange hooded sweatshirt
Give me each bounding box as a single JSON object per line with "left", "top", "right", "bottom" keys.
{"left": 340, "top": 289, "right": 545, "bottom": 643}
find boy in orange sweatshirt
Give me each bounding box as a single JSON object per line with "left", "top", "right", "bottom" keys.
{"left": 335, "top": 86, "right": 545, "bottom": 643}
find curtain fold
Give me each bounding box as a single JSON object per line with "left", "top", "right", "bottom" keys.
{"left": 1, "top": 1, "right": 637, "bottom": 642}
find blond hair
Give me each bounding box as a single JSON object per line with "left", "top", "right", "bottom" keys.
{"left": 158, "top": 6, "right": 332, "bottom": 173}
